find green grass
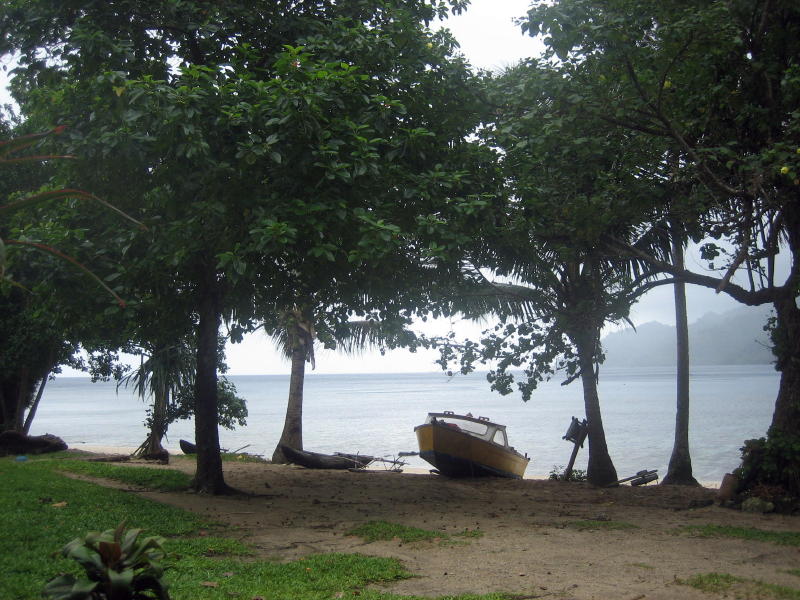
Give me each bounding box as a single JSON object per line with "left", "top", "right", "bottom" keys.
{"left": 679, "top": 525, "right": 800, "bottom": 547}
{"left": 44, "top": 458, "right": 193, "bottom": 491}
{"left": 347, "top": 520, "right": 485, "bottom": 545}
{"left": 565, "top": 519, "right": 639, "bottom": 531}
{"left": 788, "top": 569, "right": 800, "bottom": 578}
{"left": 1, "top": 457, "right": 504, "bottom": 600}
{"left": 0, "top": 459, "right": 207, "bottom": 599}
{"left": 348, "top": 520, "right": 447, "bottom": 543}
{"left": 679, "top": 573, "right": 800, "bottom": 599}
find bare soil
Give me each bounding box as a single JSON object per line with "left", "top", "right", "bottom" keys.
{"left": 90, "top": 456, "right": 800, "bottom": 599}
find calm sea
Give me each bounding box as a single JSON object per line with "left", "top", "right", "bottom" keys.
{"left": 29, "top": 365, "right": 778, "bottom": 483}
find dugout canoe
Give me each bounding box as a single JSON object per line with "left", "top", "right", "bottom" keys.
{"left": 280, "top": 445, "right": 374, "bottom": 469}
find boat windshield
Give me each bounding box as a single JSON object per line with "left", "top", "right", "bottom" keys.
{"left": 429, "top": 415, "right": 490, "bottom": 438}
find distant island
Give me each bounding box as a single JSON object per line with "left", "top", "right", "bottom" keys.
{"left": 601, "top": 305, "right": 774, "bottom": 367}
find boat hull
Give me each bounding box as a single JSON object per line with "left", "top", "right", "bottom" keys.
{"left": 280, "top": 445, "right": 373, "bottom": 470}
{"left": 415, "top": 423, "right": 528, "bottom": 479}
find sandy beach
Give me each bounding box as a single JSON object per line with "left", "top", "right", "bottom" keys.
{"left": 62, "top": 448, "right": 800, "bottom": 600}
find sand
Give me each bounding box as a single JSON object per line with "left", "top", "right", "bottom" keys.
{"left": 71, "top": 452, "right": 800, "bottom": 599}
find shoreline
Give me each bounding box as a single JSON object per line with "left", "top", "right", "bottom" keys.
{"left": 70, "top": 443, "right": 722, "bottom": 488}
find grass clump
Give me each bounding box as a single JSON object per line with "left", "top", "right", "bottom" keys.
{"left": 348, "top": 520, "right": 444, "bottom": 543}
{"left": 678, "top": 572, "right": 800, "bottom": 599}
{"left": 679, "top": 572, "right": 741, "bottom": 594}
{"left": 680, "top": 525, "right": 800, "bottom": 547}
{"left": 348, "top": 521, "right": 482, "bottom": 545}
{"left": 565, "top": 520, "right": 638, "bottom": 531}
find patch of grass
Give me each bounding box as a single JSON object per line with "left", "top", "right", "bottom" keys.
{"left": 629, "top": 562, "right": 655, "bottom": 570}
{"left": 680, "top": 525, "right": 800, "bottom": 547}
{"left": 454, "top": 528, "right": 484, "bottom": 539}
{"left": 565, "top": 519, "right": 638, "bottom": 531}
{"left": 678, "top": 572, "right": 800, "bottom": 599}
{"left": 679, "top": 572, "right": 740, "bottom": 594}
{"left": 45, "top": 459, "right": 193, "bottom": 491}
{"left": 788, "top": 569, "right": 800, "bottom": 578}
{"left": 348, "top": 520, "right": 447, "bottom": 543}
{"left": 439, "top": 529, "right": 485, "bottom": 548}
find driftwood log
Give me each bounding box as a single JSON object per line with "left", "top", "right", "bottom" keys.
{"left": 0, "top": 431, "right": 67, "bottom": 456}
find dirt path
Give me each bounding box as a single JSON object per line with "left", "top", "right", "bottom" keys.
{"left": 109, "top": 458, "right": 800, "bottom": 599}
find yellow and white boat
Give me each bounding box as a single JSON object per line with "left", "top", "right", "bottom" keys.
{"left": 414, "top": 411, "right": 530, "bottom": 479}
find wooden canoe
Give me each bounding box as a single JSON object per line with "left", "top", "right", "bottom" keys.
{"left": 179, "top": 439, "right": 197, "bottom": 455}
{"left": 280, "top": 445, "right": 374, "bottom": 469}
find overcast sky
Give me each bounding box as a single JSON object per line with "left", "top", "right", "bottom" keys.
{"left": 3, "top": 1, "right": 747, "bottom": 375}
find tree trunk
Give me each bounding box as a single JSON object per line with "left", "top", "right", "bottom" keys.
{"left": 137, "top": 381, "right": 169, "bottom": 457}
{"left": 23, "top": 348, "right": 58, "bottom": 435}
{"left": 1, "top": 371, "right": 31, "bottom": 432}
{"left": 22, "top": 371, "right": 50, "bottom": 435}
{"left": 272, "top": 335, "right": 307, "bottom": 464}
{"left": 573, "top": 329, "right": 618, "bottom": 486}
{"left": 191, "top": 265, "right": 231, "bottom": 494}
{"left": 663, "top": 225, "right": 699, "bottom": 486}
{"left": 737, "top": 296, "right": 800, "bottom": 501}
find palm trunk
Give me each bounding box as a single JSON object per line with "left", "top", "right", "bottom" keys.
{"left": 191, "top": 264, "right": 231, "bottom": 494}
{"left": 663, "top": 224, "right": 698, "bottom": 486}
{"left": 140, "top": 381, "right": 169, "bottom": 456}
{"left": 573, "top": 329, "right": 617, "bottom": 486}
{"left": 272, "top": 337, "right": 307, "bottom": 463}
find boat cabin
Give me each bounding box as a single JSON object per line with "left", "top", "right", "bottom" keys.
{"left": 425, "top": 412, "right": 511, "bottom": 449}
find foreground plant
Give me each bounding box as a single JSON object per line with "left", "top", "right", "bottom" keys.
{"left": 43, "top": 522, "right": 170, "bottom": 600}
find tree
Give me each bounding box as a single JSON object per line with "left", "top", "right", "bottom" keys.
{"left": 120, "top": 342, "right": 195, "bottom": 458}
{"left": 1, "top": 0, "right": 482, "bottom": 493}
{"left": 433, "top": 61, "right": 672, "bottom": 486}
{"left": 662, "top": 218, "right": 699, "bottom": 486}
{"left": 523, "top": 0, "right": 800, "bottom": 503}
{"left": 269, "top": 303, "right": 414, "bottom": 463}
{"left": 1, "top": 126, "right": 139, "bottom": 434}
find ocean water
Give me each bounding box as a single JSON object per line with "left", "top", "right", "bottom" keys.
{"left": 29, "top": 365, "right": 779, "bottom": 483}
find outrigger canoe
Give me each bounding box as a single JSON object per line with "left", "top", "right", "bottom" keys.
{"left": 414, "top": 411, "right": 530, "bottom": 479}
{"left": 280, "top": 445, "right": 375, "bottom": 470}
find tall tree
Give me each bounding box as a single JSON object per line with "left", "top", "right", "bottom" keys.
{"left": 523, "top": 0, "right": 800, "bottom": 503}
{"left": 1, "top": 0, "right": 482, "bottom": 492}
{"left": 269, "top": 303, "right": 414, "bottom": 463}
{"left": 433, "top": 62, "right": 671, "bottom": 486}
{"left": 662, "top": 218, "right": 699, "bottom": 485}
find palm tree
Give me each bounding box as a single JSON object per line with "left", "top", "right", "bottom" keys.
{"left": 662, "top": 218, "right": 699, "bottom": 485}
{"left": 449, "top": 247, "right": 666, "bottom": 486}
{"left": 269, "top": 305, "right": 411, "bottom": 463}
{"left": 119, "top": 342, "right": 195, "bottom": 458}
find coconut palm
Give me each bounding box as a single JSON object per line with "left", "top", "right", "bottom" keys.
{"left": 269, "top": 304, "right": 412, "bottom": 464}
